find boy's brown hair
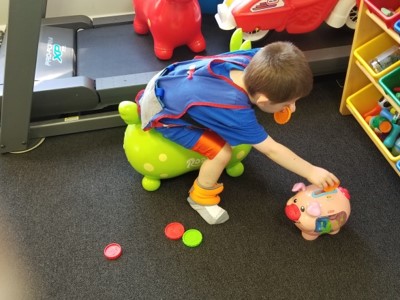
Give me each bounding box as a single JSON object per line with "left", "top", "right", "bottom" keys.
{"left": 243, "top": 41, "right": 313, "bottom": 103}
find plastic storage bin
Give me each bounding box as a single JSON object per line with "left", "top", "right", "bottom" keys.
{"left": 379, "top": 66, "right": 400, "bottom": 107}
{"left": 394, "top": 19, "right": 400, "bottom": 33}
{"left": 346, "top": 83, "right": 400, "bottom": 162}
{"left": 354, "top": 32, "right": 400, "bottom": 79}
{"left": 365, "top": 0, "right": 400, "bottom": 28}
{"left": 198, "top": 0, "right": 223, "bottom": 14}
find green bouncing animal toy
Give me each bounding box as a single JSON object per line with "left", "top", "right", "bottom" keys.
{"left": 118, "top": 101, "right": 252, "bottom": 191}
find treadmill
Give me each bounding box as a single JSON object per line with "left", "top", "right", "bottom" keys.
{"left": 0, "top": 0, "right": 354, "bottom": 153}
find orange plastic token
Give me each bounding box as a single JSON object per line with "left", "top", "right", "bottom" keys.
{"left": 104, "top": 243, "right": 122, "bottom": 260}
{"left": 323, "top": 181, "right": 340, "bottom": 192}
{"left": 378, "top": 120, "right": 392, "bottom": 133}
{"left": 165, "top": 222, "right": 185, "bottom": 240}
{"left": 274, "top": 106, "right": 292, "bottom": 124}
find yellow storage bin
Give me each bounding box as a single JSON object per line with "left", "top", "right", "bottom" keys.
{"left": 346, "top": 83, "right": 400, "bottom": 162}
{"left": 354, "top": 32, "right": 400, "bottom": 79}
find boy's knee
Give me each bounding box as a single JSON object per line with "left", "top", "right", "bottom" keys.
{"left": 215, "top": 144, "right": 232, "bottom": 165}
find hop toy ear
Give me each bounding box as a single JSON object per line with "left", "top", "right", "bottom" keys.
{"left": 118, "top": 101, "right": 141, "bottom": 125}
{"left": 229, "top": 29, "right": 252, "bottom": 51}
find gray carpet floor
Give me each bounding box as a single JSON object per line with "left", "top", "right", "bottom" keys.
{"left": 0, "top": 73, "right": 399, "bottom": 299}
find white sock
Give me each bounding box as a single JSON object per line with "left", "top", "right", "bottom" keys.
{"left": 187, "top": 197, "right": 229, "bottom": 225}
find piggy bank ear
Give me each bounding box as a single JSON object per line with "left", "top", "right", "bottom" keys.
{"left": 306, "top": 202, "right": 321, "bottom": 217}
{"left": 292, "top": 182, "right": 306, "bottom": 192}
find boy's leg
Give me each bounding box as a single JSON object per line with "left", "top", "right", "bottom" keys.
{"left": 187, "top": 139, "right": 232, "bottom": 225}
{"left": 155, "top": 124, "right": 231, "bottom": 224}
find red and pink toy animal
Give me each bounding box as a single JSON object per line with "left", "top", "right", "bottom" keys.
{"left": 132, "top": 0, "right": 207, "bottom": 60}
{"left": 285, "top": 183, "right": 351, "bottom": 241}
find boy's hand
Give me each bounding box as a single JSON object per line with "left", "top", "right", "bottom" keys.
{"left": 307, "top": 166, "right": 340, "bottom": 190}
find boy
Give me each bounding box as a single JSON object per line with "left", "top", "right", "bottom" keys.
{"left": 137, "top": 41, "right": 339, "bottom": 225}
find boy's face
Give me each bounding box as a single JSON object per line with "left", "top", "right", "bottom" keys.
{"left": 253, "top": 94, "right": 298, "bottom": 114}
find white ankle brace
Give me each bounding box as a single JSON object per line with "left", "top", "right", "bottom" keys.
{"left": 187, "top": 197, "right": 229, "bottom": 225}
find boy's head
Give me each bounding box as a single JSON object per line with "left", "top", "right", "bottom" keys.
{"left": 243, "top": 41, "right": 313, "bottom": 107}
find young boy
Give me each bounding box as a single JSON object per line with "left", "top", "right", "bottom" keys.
{"left": 137, "top": 41, "right": 339, "bottom": 225}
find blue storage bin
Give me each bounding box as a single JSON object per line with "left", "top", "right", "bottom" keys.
{"left": 395, "top": 19, "right": 400, "bottom": 34}
{"left": 198, "top": 0, "right": 223, "bottom": 14}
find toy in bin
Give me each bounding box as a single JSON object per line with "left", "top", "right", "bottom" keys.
{"left": 362, "top": 97, "right": 400, "bottom": 153}
{"left": 132, "top": 0, "right": 206, "bottom": 60}
{"left": 285, "top": 182, "right": 351, "bottom": 241}
{"left": 370, "top": 46, "right": 400, "bottom": 73}
{"left": 392, "top": 137, "right": 400, "bottom": 156}
{"left": 364, "top": 0, "right": 400, "bottom": 29}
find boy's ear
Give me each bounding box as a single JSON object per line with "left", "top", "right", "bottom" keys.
{"left": 256, "top": 95, "right": 270, "bottom": 105}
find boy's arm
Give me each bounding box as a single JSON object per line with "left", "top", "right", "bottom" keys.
{"left": 252, "top": 136, "right": 339, "bottom": 189}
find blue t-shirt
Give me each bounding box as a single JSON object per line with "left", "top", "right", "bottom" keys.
{"left": 152, "top": 49, "right": 268, "bottom": 146}
{"left": 187, "top": 104, "right": 268, "bottom": 146}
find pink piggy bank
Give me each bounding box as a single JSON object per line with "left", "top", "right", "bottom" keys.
{"left": 132, "top": 0, "right": 206, "bottom": 60}
{"left": 285, "top": 182, "right": 351, "bottom": 241}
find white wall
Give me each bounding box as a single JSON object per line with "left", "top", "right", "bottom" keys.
{"left": 0, "top": 0, "right": 134, "bottom": 29}
{"left": 0, "top": 1, "right": 8, "bottom": 29}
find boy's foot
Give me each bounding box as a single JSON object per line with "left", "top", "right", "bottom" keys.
{"left": 187, "top": 197, "right": 229, "bottom": 225}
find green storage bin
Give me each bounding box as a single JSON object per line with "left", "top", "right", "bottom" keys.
{"left": 379, "top": 67, "right": 400, "bottom": 107}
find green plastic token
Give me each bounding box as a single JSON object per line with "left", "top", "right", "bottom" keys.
{"left": 182, "top": 229, "right": 203, "bottom": 247}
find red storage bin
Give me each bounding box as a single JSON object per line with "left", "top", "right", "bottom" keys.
{"left": 364, "top": 0, "right": 400, "bottom": 28}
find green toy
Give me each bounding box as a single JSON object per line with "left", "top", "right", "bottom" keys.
{"left": 119, "top": 101, "right": 252, "bottom": 191}
{"left": 229, "top": 28, "right": 252, "bottom": 52}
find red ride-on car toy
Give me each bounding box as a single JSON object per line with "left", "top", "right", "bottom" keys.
{"left": 215, "top": 0, "right": 359, "bottom": 41}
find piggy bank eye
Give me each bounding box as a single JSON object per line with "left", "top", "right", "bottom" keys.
{"left": 300, "top": 206, "right": 305, "bottom": 212}
{"left": 293, "top": 198, "right": 297, "bottom": 203}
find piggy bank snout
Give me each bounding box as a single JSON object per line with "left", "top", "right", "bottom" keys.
{"left": 285, "top": 204, "right": 300, "bottom": 221}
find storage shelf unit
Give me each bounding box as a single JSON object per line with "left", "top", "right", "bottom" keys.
{"left": 340, "top": 0, "right": 400, "bottom": 176}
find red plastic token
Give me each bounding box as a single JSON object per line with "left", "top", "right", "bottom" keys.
{"left": 165, "top": 222, "right": 185, "bottom": 240}
{"left": 104, "top": 243, "right": 122, "bottom": 260}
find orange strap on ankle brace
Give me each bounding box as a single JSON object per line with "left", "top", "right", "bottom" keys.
{"left": 189, "top": 180, "right": 224, "bottom": 206}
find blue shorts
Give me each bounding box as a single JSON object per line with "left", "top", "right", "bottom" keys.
{"left": 154, "top": 119, "right": 226, "bottom": 159}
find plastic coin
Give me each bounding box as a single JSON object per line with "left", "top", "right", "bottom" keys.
{"left": 274, "top": 106, "right": 292, "bottom": 125}
{"left": 104, "top": 243, "right": 122, "bottom": 260}
{"left": 182, "top": 229, "right": 203, "bottom": 247}
{"left": 323, "top": 181, "right": 340, "bottom": 192}
{"left": 165, "top": 222, "right": 185, "bottom": 240}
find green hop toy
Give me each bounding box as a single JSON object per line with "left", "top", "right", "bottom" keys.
{"left": 118, "top": 101, "right": 252, "bottom": 191}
